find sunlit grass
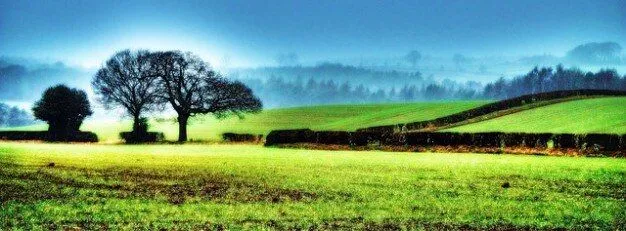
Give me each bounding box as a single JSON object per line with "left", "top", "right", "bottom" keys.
{"left": 0, "top": 142, "right": 624, "bottom": 229}
{"left": 4, "top": 101, "right": 489, "bottom": 143}
{"left": 446, "top": 97, "right": 626, "bottom": 134}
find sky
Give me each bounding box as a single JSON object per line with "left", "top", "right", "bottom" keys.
{"left": 1, "top": 0, "right": 625, "bottom": 68}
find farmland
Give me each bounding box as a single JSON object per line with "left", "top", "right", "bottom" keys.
{"left": 446, "top": 97, "right": 626, "bottom": 134}
{"left": 1, "top": 142, "right": 624, "bottom": 229}
{"left": 3, "top": 101, "right": 489, "bottom": 143}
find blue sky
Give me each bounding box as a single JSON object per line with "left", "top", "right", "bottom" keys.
{"left": 1, "top": 0, "right": 624, "bottom": 67}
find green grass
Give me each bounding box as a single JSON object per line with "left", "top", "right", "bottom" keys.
{"left": 5, "top": 101, "right": 489, "bottom": 143}
{"left": 445, "top": 97, "right": 626, "bottom": 134}
{"left": 0, "top": 142, "right": 624, "bottom": 229}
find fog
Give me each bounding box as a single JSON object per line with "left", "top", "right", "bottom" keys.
{"left": 1, "top": 0, "right": 625, "bottom": 119}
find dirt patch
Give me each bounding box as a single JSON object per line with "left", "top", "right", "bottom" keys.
{"left": 0, "top": 165, "right": 326, "bottom": 204}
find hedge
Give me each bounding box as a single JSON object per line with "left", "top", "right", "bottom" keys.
{"left": 0, "top": 131, "right": 99, "bottom": 142}
{"left": 222, "top": 133, "right": 263, "bottom": 143}
{"left": 357, "top": 89, "right": 626, "bottom": 133}
{"left": 315, "top": 131, "right": 351, "bottom": 145}
{"left": 265, "top": 129, "right": 316, "bottom": 146}
{"left": 120, "top": 132, "right": 164, "bottom": 143}
{"left": 265, "top": 129, "right": 625, "bottom": 153}
{"left": 580, "top": 134, "right": 622, "bottom": 151}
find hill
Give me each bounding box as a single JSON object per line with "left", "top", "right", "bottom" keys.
{"left": 3, "top": 101, "right": 488, "bottom": 143}
{"left": 445, "top": 97, "right": 626, "bottom": 134}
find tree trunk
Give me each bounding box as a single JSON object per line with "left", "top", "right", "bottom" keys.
{"left": 177, "top": 115, "right": 189, "bottom": 142}
{"left": 132, "top": 114, "right": 141, "bottom": 133}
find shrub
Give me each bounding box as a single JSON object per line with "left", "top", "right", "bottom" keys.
{"left": 552, "top": 134, "right": 578, "bottom": 149}
{"left": 222, "top": 133, "right": 263, "bottom": 143}
{"left": 315, "top": 131, "right": 351, "bottom": 145}
{"left": 120, "top": 132, "right": 164, "bottom": 143}
{"left": 581, "top": 134, "right": 621, "bottom": 151}
{"left": 265, "top": 129, "right": 315, "bottom": 146}
{"left": 0, "top": 131, "right": 98, "bottom": 142}
{"left": 470, "top": 132, "right": 503, "bottom": 147}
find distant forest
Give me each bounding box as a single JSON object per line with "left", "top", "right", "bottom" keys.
{"left": 0, "top": 102, "right": 33, "bottom": 127}
{"left": 1, "top": 57, "right": 625, "bottom": 109}
{"left": 0, "top": 61, "right": 89, "bottom": 101}
{"left": 237, "top": 64, "right": 626, "bottom": 107}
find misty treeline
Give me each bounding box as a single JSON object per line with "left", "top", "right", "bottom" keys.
{"left": 240, "top": 76, "right": 480, "bottom": 107}
{"left": 236, "top": 64, "right": 626, "bottom": 107}
{"left": 484, "top": 65, "right": 626, "bottom": 99}
{"left": 0, "top": 60, "right": 89, "bottom": 101}
{"left": 0, "top": 103, "right": 33, "bottom": 127}
{"left": 231, "top": 62, "right": 481, "bottom": 107}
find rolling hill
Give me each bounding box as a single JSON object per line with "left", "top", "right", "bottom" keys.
{"left": 444, "top": 97, "right": 626, "bottom": 134}
{"left": 2, "top": 101, "right": 489, "bottom": 143}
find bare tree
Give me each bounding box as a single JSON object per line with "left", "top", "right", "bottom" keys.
{"left": 152, "top": 51, "right": 262, "bottom": 142}
{"left": 92, "top": 50, "right": 161, "bottom": 133}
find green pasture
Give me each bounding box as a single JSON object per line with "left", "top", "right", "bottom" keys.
{"left": 446, "top": 97, "right": 626, "bottom": 134}
{"left": 0, "top": 142, "right": 624, "bottom": 229}
{"left": 4, "top": 101, "right": 489, "bottom": 143}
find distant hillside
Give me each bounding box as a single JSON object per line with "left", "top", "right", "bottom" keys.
{"left": 446, "top": 97, "right": 626, "bottom": 134}
{"left": 2, "top": 101, "right": 488, "bottom": 143}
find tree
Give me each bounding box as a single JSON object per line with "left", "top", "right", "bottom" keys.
{"left": 32, "top": 85, "right": 92, "bottom": 138}
{"left": 404, "top": 50, "right": 422, "bottom": 68}
{"left": 152, "top": 51, "right": 262, "bottom": 142}
{"left": 92, "top": 50, "right": 161, "bottom": 133}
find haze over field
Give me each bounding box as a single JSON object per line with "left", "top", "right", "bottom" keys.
{"left": 1, "top": 0, "right": 625, "bottom": 116}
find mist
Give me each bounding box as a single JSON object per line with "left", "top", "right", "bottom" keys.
{"left": 1, "top": 0, "right": 625, "bottom": 115}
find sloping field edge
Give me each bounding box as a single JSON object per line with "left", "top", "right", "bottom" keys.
{"left": 355, "top": 89, "right": 626, "bottom": 133}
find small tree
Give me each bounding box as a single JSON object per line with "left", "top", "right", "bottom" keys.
{"left": 92, "top": 50, "right": 161, "bottom": 133}
{"left": 152, "top": 51, "right": 262, "bottom": 142}
{"left": 32, "top": 85, "right": 92, "bottom": 139}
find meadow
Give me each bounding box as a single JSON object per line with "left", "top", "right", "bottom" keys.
{"left": 446, "top": 97, "right": 626, "bottom": 134}
{"left": 3, "top": 101, "right": 489, "bottom": 143}
{"left": 0, "top": 142, "right": 624, "bottom": 229}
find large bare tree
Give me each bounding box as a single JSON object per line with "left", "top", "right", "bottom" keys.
{"left": 92, "top": 50, "right": 161, "bottom": 133}
{"left": 152, "top": 51, "right": 262, "bottom": 142}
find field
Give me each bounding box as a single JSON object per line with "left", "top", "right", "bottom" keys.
{"left": 3, "top": 101, "right": 489, "bottom": 143}
{"left": 446, "top": 97, "right": 626, "bottom": 134}
{"left": 0, "top": 142, "right": 624, "bottom": 229}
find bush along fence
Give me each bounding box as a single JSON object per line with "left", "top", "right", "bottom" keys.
{"left": 265, "top": 129, "right": 626, "bottom": 156}
{"left": 357, "top": 89, "right": 626, "bottom": 133}
{"left": 0, "top": 131, "right": 99, "bottom": 142}
{"left": 119, "top": 131, "right": 165, "bottom": 143}
{"left": 222, "top": 133, "right": 264, "bottom": 143}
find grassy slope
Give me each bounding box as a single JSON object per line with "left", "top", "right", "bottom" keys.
{"left": 0, "top": 142, "right": 624, "bottom": 229}
{"left": 4, "top": 101, "right": 488, "bottom": 143}
{"left": 445, "top": 97, "right": 626, "bottom": 134}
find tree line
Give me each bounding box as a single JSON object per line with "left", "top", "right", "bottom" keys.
{"left": 237, "top": 65, "right": 625, "bottom": 107}
{"left": 0, "top": 103, "right": 33, "bottom": 127}
{"left": 92, "top": 50, "right": 262, "bottom": 142}
{"left": 29, "top": 50, "right": 262, "bottom": 142}
{"left": 241, "top": 76, "right": 480, "bottom": 107}
{"left": 484, "top": 65, "right": 626, "bottom": 99}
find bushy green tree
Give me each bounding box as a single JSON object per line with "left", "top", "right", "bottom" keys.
{"left": 32, "top": 85, "right": 92, "bottom": 138}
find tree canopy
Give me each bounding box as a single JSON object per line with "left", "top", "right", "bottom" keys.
{"left": 92, "top": 49, "right": 161, "bottom": 133}
{"left": 32, "top": 85, "right": 92, "bottom": 138}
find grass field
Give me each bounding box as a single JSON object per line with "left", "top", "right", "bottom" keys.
{"left": 0, "top": 142, "right": 624, "bottom": 229}
{"left": 4, "top": 101, "right": 489, "bottom": 143}
{"left": 446, "top": 97, "right": 626, "bottom": 134}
